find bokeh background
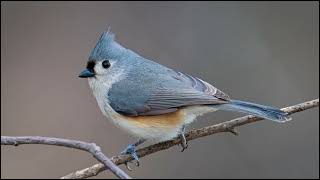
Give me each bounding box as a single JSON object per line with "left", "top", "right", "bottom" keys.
{"left": 1, "top": 1, "right": 319, "bottom": 179}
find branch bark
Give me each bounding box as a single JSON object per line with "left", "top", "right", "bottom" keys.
{"left": 60, "top": 98, "right": 319, "bottom": 179}
{"left": 1, "top": 136, "right": 131, "bottom": 179}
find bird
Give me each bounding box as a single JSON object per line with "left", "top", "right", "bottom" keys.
{"left": 79, "top": 31, "right": 291, "bottom": 165}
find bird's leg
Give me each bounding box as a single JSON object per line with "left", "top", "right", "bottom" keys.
{"left": 179, "top": 125, "right": 188, "bottom": 152}
{"left": 120, "top": 139, "right": 146, "bottom": 170}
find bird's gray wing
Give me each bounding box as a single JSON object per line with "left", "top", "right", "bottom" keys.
{"left": 109, "top": 69, "right": 230, "bottom": 116}
{"left": 171, "top": 71, "right": 230, "bottom": 101}
{"left": 137, "top": 71, "right": 230, "bottom": 115}
{"left": 139, "top": 88, "right": 224, "bottom": 116}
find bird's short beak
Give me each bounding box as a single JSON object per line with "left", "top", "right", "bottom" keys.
{"left": 78, "top": 69, "right": 95, "bottom": 78}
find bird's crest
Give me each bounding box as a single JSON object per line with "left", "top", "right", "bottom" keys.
{"left": 89, "top": 29, "right": 125, "bottom": 61}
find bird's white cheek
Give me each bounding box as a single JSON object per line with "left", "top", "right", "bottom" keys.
{"left": 93, "top": 64, "right": 104, "bottom": 75}
{"left": 87, "top": 69, "right": 126, "bottom": 115}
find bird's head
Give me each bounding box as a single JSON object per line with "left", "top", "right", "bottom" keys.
{"left": 79, "top": 31, "right": 131, "bottom": 79}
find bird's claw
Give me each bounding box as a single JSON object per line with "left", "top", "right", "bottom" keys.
{"left": 179, "top": 126, "right": 188, "bottom": 152}
{"left": 121, "top": 144, "right": 140, "bottom": 170}
{"left": 179, "top": 134, "right": 188, "bottom": 152}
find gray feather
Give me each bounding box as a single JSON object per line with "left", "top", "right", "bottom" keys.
{"left": 108, "top": 55, "right": 230, "bottom": 116}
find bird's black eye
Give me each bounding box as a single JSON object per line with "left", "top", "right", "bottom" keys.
{"left": 102, "top": 60, "right": 111, "bottom": 69}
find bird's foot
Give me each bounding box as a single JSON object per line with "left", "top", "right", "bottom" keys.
{"left": 121, "top": 144, "right": 140, "bottom": 170}
{"left": 179, "top": 133, "right": 188, "bottom": 152}
{"left": 179, "top": 126, "right": 188, "bottom": 152}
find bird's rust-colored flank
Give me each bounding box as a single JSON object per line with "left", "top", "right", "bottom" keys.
{"left": 121, "top": 109, "right": 185, "bottom": 128}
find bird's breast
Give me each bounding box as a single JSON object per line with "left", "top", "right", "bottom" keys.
{"left": 110, "top": 109, "right": 186, "bottom": 141}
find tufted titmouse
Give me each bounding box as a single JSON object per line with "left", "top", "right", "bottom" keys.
{"left": 79, "top": 31, "right": 291, "bottom": 163}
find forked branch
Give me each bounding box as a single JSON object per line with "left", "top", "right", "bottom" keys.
{"left": 1, "top": 136, "right": 131, "bottom": 179}
{"left": 1, "top": 99, "right": 318, "bottom": 179}
{"left": 61, "top": 98, "right": 319, "bottom": 179}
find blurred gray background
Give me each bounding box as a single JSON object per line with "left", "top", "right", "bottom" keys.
{"left": 1, "top": 1, "right": 319, "bottom": 179}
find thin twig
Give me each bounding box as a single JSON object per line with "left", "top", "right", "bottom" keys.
{"left": 1, "top": 136, "right": 131, "bottom": 179}
{"left": 61, "top": 98, "right": 319, "bottom": 179}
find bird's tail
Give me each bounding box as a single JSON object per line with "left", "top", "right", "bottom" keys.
{"left": 215, "top": 100, "right": 292, "bottom": 123}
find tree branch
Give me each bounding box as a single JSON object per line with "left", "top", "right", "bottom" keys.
{"left": 61, "top": 98, "right": 319, "bottom": 179}
{"left": 1, "top": 136, "right": 131, "bottom": 179}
